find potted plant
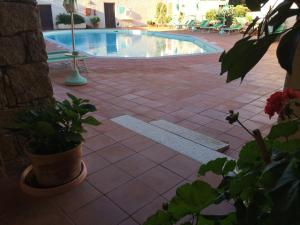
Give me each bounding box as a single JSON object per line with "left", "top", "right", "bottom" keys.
{"left": 11, "top": 94, "right": 100, "bottom": 196}
{"left": 90, "top": 16, "right": 100, "bottom": 28}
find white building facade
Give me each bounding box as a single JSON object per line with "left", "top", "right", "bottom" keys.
{"left": 37, "top": 0, "right": 162, "bottom": 29}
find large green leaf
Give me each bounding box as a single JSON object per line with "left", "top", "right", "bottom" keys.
{"left": 267, "top": 120, "right": 298, "bottom": 140}
{"left": 32, "top": 121, "right": 56, "bottom": 137}
{"left": 237, "top": 141, "right": 264, "bottom": 169}
{"left": 168, "top": 181, "right": 218, "bottom": 220}
{"left": 220, "top": 34, "right": 279, "bottom": 83}
{"left": 199, "top": 158, "right": 236, "bottom": 177}
{"left": 277, "top": 25, "right": 300, "bottom": 74}
{"left": 245, "top": 0, "right": 268, "bottom": 11}
{"left": 81, "top": 116, "right": 101, "bottom": 126}
{"left": 143, "top": 210, "right": 173, "bottom": 225}
{"left": 198, "top": 158, "right": 228, "bottom": 176}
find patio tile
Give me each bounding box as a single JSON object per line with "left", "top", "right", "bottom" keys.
{"left": 132, "top": 197, "right": 167, "bottom": 224}
{"left": 121, "top": 94, "right": 139, "bottom": 100}
{"left": 217, "top": 133, "right": 245, "bottom": 150}
{"left": 162, "top": 155, "right": 200, "bottom": 178}
{"left": 195, "top": 125, "right": 223, "bottom": 138}
{"left": 187, "top": 114, "right": 214, "bottom": 125}
{"left": 204, "top": 120, "right": 233, "bottom": 132}
{"left": 97, "top": 143, "right": 135, "bottom": 163}
{"left": 137, "top": 166, "right": 183, "bottom": 194}
{"left": 121, "top": 135, "right": 156, "bottom": 152}
{"left": 116, "top": 154, "right": 156, "bottom": 177}
{"left": 227, "top": 126, "right": 253, "bottom": 141}
{"left": 104, "top": 127, "right": 137, "bottom": 141}
{"left": 70, "top": 196, "right": 128, "bottom": 225}
{"left": 140, "top": 144, "right": 177, "bottom": 163}
{"left": 88, "top": 165, "right": 132, "bottom": 194}
{"left": 118, "top": 218, "right": 139, "bottom": 225}
{"left": 93, "top": 120, "right": 121, "bottom": 132}
{"left": 83, "top": 153, "right": 110, "bottom": 175}
{"left": 107, "top": 179, "right": 159, "bottom": 214}
{"left": 171, "top": 109, "right": 196, "bottom": 120}
{"left": 52, "top": 181, "right": 102, "bottom": 213}
{"left": 176, "top": 120, "right": 202, "bottom": 130}
{"left": 84, "top": 134, "right": 116, "bottom": 151}
{"left": 200, "top": 109, "right": 228, "bottom": 121}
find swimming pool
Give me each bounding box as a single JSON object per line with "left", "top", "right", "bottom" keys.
{"left": 44, "top": 30, "right": 222, "bottom": 58}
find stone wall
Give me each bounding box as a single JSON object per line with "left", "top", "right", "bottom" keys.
{"left": 0, "top": 0, "right": 53, "bottom": 176}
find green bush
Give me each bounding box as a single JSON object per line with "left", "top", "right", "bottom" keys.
{"left": 90, "top": 16, "right": 100, "bottom": 24}
{"left": 233, "top": 5, "right": 250, "bottom": 17}
{"left": 90, "top": 16, "right": 100, "bottom": 25}
{"left": 56, "top": 13, "right": 85, "bottom": 25}
{"left": 205, "top": 9, "right": 218, "bottom": 21}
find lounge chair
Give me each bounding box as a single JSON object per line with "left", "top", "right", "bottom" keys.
{"left": 204, "top": 22, "right": 224, "bottom": 32}
{"left": 47, "top": 50, "right": 89, "bottom": 73}
{"left": 195, "top": 20, "right": 209, "bottom": 30}
{"left": 187, "top": 20, "right": 196, "bottom": 30}
{"left": 223, "top": 24, "right": 243, "bottom": 34}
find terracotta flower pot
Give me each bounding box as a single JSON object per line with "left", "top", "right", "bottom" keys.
{"left": 27, "top": 144, "right": 83, "bottom": 187}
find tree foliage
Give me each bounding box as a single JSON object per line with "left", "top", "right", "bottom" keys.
{"left": 220, "top": 0, "right": 300, "bottom": 82}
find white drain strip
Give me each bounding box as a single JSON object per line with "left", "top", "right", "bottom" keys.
{"left": 112, "top": 115, "right": 231, "bottom": 164}
{"left": 150, "top": 120, "right": 229, "bottom": 152}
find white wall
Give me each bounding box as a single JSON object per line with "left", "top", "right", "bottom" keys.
{"left": 37, "top": 0, "right": 162, "bottom": 29}
{"left": 166, "top": 0, "right": 228, "bottom": 21}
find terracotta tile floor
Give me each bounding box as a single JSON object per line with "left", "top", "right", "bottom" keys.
{"left": 0, "top": 31, "right": 285, "bottom": 225}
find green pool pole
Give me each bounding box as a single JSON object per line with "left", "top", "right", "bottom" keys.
{"left": 65, "top": 11, "right": 87, "bottom": 86}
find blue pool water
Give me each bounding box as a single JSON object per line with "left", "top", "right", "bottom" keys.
{"left": 44, "top": 30, "right": 222, "bottom": 58}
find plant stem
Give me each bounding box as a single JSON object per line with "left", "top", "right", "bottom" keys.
{"left": 253, "top": 129, "right": 271, "bottom": 164}
{"left": 237, "top": 120, "right": 255, "bottom": 138}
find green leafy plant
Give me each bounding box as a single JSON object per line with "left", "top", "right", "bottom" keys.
{"left": 205, "top": 9, "right": 218, "bottom": 21}
{"left": 144, "top": 90, "right": 300, "bottom": 225}
{"left": 233, "top": 5, "right": 250, "bottom": 17}
{"left": 220, "top": 0, "right": 300, "bottom": 83}
{"left": 56, "top": 13, "right": 85, "bottom": 25}
{"left": 90, "top": 16, "right": 100, "bottom": 26}
{"left": 11, "top": 94, "right": 100, "bottom": 155}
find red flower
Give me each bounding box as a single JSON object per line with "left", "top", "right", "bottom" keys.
{"left": 264, "top": 89, "right": 300, "bottom": 118}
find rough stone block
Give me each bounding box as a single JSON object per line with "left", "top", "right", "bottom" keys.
{"left": 0, "top": 2, "right": 40, "bottom": 36}
{"left": 0, "top": 69, "right": 17, "bottom": 108}
{"left": 23, "top": 31, "right": 47, "bottom": 63}
{"left": 5, "top": 62, "right": 53, "bottom": 105}
{"left": 0, "top": 36, "right": 26, "bottom": 66}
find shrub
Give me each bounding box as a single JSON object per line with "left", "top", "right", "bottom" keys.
{"left": 90, "top": 16, "right": 100, "bottom": 25}
{"left": 234, "top": 5, "right": 250, "bottom": 17}
{"left": 56, "top": 13, "right": 85, "bottom": 25}
{"left": 205, "top": 9, "right": 218, "bottom": 21}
